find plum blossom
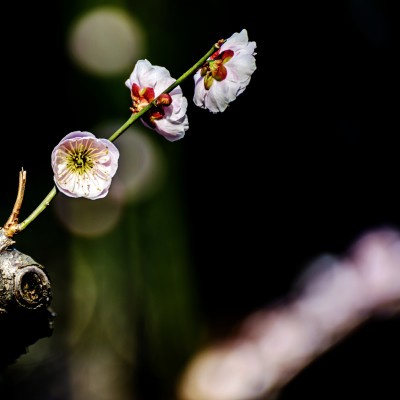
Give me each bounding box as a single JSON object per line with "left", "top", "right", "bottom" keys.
{"left": 51, "top": 131, "right": 119, "bottom": 200}
{"left": 125, "top": 59, "right": 189, "bottom": 142}
{"left": 193, "top": 29, "right": 257, "bottom": 113}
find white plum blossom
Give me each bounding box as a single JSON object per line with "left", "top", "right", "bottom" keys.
{"left": 193, "top": 29, "right": 257, "bottom": 113}
{"left": 125, "top": 59, "right": 189, "bottom": 141}
{"left": 51, "top": 131, "right": 119, "bottom": 200}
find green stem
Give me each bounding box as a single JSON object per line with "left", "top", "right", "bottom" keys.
{"left": 16, "top": 40, "right": 224, "bottom": 234}
{"left": 17, "top": 186, "right": 57, "bottom": 233}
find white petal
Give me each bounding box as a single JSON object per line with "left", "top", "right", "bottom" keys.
{"left": 226, "top": 54, "right": 257, "bottom": 83}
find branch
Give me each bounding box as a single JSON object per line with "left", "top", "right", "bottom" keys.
{"left": 178, "top": 228, "right": 400, "bottom": 400}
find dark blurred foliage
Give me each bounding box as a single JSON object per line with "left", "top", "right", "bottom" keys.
{"left": 1, "top": 0, "right": 399, "bottom": 399}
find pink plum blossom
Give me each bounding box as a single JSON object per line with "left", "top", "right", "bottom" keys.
{"left": 51, "top": 131, "right": 119, "bottom": 200}
{"left": 193, "top": 29, "right": 257, "bottom": 113}
{"left": 125, "top": 59, "right": 189, "bottom": 142}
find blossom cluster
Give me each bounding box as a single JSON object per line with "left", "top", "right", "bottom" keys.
{"left": 52, "top": 29, "right": 257, "bottom": 200}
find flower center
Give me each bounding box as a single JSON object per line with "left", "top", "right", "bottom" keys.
{"left": 131, "top": 84, "right": 155, "bottom": 112}
{"left": 130, "top": 83, "right": 172, "bottom": 126}
{"left": 66, "top": 144, "right": 95, "bottom": 175}
{"left": 200, "top": 49, "right": 234, "bottom": 90}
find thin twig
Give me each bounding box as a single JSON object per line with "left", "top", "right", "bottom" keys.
{"left": 3, "top": 169, "right": 27, "bottom": 238}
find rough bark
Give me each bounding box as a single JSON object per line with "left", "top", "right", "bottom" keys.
{"left": 0, "top": 229, "right": 55, "bottom": 369}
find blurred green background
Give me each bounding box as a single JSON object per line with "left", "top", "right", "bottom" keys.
{"left": 1, "top": 1, "right": 399, "bottom": 399}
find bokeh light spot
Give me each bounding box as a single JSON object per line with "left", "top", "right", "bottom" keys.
{"left": 68, "top": 6, "right": 146, "bottom": 76}
{"left": 54, "top": 195, "right": 123, "bottom": 238}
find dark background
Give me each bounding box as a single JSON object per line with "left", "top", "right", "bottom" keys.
{"left": 1, "top": 1, "right": 399, "bottom": 399}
